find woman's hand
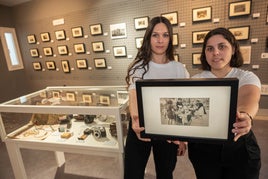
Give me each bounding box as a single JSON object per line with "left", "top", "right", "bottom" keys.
{"left": 131, "top": 115, "right": 151, "bottom": 142}
{"left": 232, "top": 111, "right": 252, "bottom": 142}
{"left": 167, "top": 140, "right": 187, "bottom": 156}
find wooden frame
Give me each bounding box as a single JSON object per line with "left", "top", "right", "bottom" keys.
{"left": 55, "top": 30, "right": 66, "bottom": 40}
{"left": 229, "top": 1, "right": 251, "bottom": 17}
{"left": 71, "top": 26, "right": 83, "bottom": 38}
{"left": 113, "top": 46, "right": 127, "bottom": 57}
{"left": 57, "top": 45, "right": 68, "bottom": 55}
{"left": 74, "top": 43, "right": 86, "bottom": 54}
{"left": 136, "top": 78, "right": 239, "bottom": 142}
{"left": 110, "top": 23, "right": 127, "bottom": 39}
{"left": 40, "top": 32, "right": 50, "bottom": 42}
{"left": 89, "top": 23, "right": 103, "bottom": 35}
{"left": 76, "top": 59, "right": 88, "bottom": 69}
{"left": 192, "top": 30, "right": 209, "bottom": 44}
{"left": 43, "top": 47, "right": 53, "bottom": 56}
{"left": 61, "top": 60, "right": 70, "bottom": 73}
{"left": 92, "top": 41, "right": 105, "bottom": 52}
{"left": 30, "top": 48, "right": 39, "bottom": 58}
{"left": 192, "top": 53, "right": 202, "bottom": 65}
{"left": 192, "top": 6, "right": 212, "bottom": 22}
{"left": 134, "top": 16, "right": 149, "bottom": 30}
{"left": 32, "top": 62, "right": 42, "bottom": 71}
{"left": 172, "top": 33, "right": 178, "bottom": 46}
{"left": 240, "top": 46, "right": 251, "bottom": 64}
{"left": 94, "top": 58, "right": 107, "bottom": 69}
{"left": 45, "top": 61, "right": 56, "bottom": 70}
{"left": 228, "top": 26, "right": 250, "bottom": 40}
{"left": 161, "top": 11, "right": 178, "bottom": 25}
{"left": 27, "top": 34, "right": 36, "bottom": 44}
{"left": 135, "top": 37, "right": 143, "bottom": 49}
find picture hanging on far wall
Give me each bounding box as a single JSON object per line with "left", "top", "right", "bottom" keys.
{"left": 110, "top": 23, "right": 127, "bottom": 39}
{"left": 74, "top": 43, "right": 86, "bottom": 54}
{"left": 135, "top": 37, "right": 143, "bottom": 49}
{"left": 57, "top": 45, "right": 68, "bottom": 55}
{"left": 66, "top": 92, "right": 76, "bottom": 101}
{"left": 40, "top": 32, "right": 51, "bottom": 42}
{"left": 229, "top": 1, "right": 251, "bottom": 17}
{"left": 55, "top": 30, "right": 66, "bottom": 40}
{"left": 89, "top": 23, "right": 103, "bottom": 35}
{"left": 240, "top": 46, "right": 251, "bottom": 64}
{"left": 192, "top": 30, "right": 209, "bottom": 44}
{"left": 82, "top": 94, "right": 92, "bottom": 103}
{"left": 61, "top": 60, "right": 70, "bottom": 73}
{"left": 27, "top": 34, "right": 36, "bottom": 44}
{"left": 172, "top": 33, "right": 179, "bottom": 46}
{"left": 192, "top": 6, "right": 212, "bottom": 22}
{"left": 113, "top": 46, "right": 127, "bottom": 57}
{"left": 45, "top": 61, "right": 56, "bottom": 70}
{"left": 30, "top": 48, "right": 39, "bottom": 58}
{"left": 92, "top": 41, "right": 105, "bottom": 52}
{"left": 43, "top": 47, "right": 53, "bottom": 56}
{"left": 161, "top": 12, "right": 178, "bottom": 25}
{"left": 71, "top": 26, "right": 83, "bottom": 38}
{"left": 32, "top": 62, "right": 42, "bottom": 71}
{"left": 94, "top": 58, "right": 107, "bottom": 69}
{"left": 76, "top": 59, "right": 88, "bottom": 69}
{"left": 174, "top": 54, "right": 179, "bottom": 62}
{"left": 228, "top": 26, "right": 250, "bottom": 40}
{"left": 134, "top": 16, "right": 149, "bottom": 30}
{"left": 192, "top": 53, "right": 202, "bottom": 65}
{"left": 99, "top": 95, "right": 110, "bottom": 106}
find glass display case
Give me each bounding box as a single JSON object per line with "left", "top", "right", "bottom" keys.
{"left": 0, "top": 86, "right": 129, "bottom": 179}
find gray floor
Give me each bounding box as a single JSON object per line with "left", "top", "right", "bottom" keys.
{"left": 0, "top": 117, "right": 267, "bottom": 179}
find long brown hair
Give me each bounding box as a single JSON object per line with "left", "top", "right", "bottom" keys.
{"left": 125, "top": 16, "right": 174, "bottom": 88}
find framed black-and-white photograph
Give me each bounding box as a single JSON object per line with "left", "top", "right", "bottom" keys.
{"left": 161, "top": 12, "right": 178, "bottom": 25}
{"left": 172, "top": 33, "right": 179, "bottom": 46}
{"left": 228, "top": 26, "right": 250, "bottom": 40}
{"left": 99, "top": 95, "right": 110, "bottom": 105}
{"left": 76, "top": 59, "right": 88, "bottom": 69}
{"left": 117, "top": 90, "right": 129, "bottom": 104}
{"left": 192, "top": 6, "right": 212, "bottom": 22}
{"left": 71, "top": 26, "right": 83, "bottom": 38}
{"left": 61, "top": 60, "right": 70, "bottom": 73}
{"left": 82, "top": 94, "right": 92, "bottom": 103}
{"left": 240, "top": 46, "right": 251, "bottom": 64}
{"left": 32, "top": 62, "right": 42, "bottom": 71}
{"left": 136, "top": 78, "right": 239, "bottom": 142}
{"left": 229, "top": 1, "right": 251, "bottom": 17}
{"left": 134, "top": 16, "right": 149, "bottom": 30}
{"left": 30, "top": 48, "right": 39, "bottom": 58}
{"left": 110, "top": 23, "right": 127, "bottom": 39}
{"left": 192, "top": 53, "right": 201, "bottom": 65}
{"left": 40, "top": 32, "right": 50, "bottom": 42}
{"left": 90, "top": 23, "right": 103, "bottom": 35}
{"left": 43, "top": 47, "right": 53, "bottom": 56}
{"left": 92, "top": 41, "right": 105, "bottom": 52}
{"left": 113, "top": 46, "right": 127, "bottom": 57}
{"left": 27, "top": 34, "right": 36, "bottom": 44}
{"left": 57, "top": 45, "right": 68, "bottom": 55}
{"left": 94, "top": 58, "right": 107, "bottom": 69}
{"left": 135, "top": 37, "right": 143, "bottom": 49}
{"left": 192, "top": 30, "right": 209, "bottom": 44}
{"left": 74, "top": 43, "right": 86, "bottom": 54}
{"left": 55, "top": 30, "right": 66, "bottom": 40}
{"left": 66, "top": 92, "right": 76, "bottom": 101}
{"left": 45, "top": 61, "right": 56, "bottom": 70}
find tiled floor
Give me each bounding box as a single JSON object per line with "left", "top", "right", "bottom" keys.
{"left": 0, "top": 117, "right": 267, "bottom": 179}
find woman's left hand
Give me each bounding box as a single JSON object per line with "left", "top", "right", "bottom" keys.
{"left": 232, "top": 111, "right": 252, "bottom": 142}
{"left": 167, "top": 140, "right": 187, "bottom": 156}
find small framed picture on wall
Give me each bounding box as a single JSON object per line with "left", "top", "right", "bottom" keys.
{"left": 161, "top": 12, "right": 178, "bottom": 25}
{"left": 32, "top": 62, "right": 42, "bottom": 71}
{"left": 45, "top": 61, "right": 56, "bottom": 70}
{"left": 229, "top": 1, "right": 251, "bottom": 17}
{"left": 57, "top": 45, "right": 68, "bottom": 55}
{"left": 92, "top": 41, "right": 105, "bottom": 52}
{"left": 27, "top": 34, "right": 36, "bottom": 44}
{"left": 55, "top": 30, "right": 66, "bottom": 40}
{"left": 228, "top": 26, "right": 250, "bottom": 40}
{"left": 74, "top": 43, "right": 86, "bottom": 54}
{"left": 71, "top": 26, "right": 83, "bottom": 38}
{"left": 134, "top": 16, "right": 149, "bottom": 30}
{"left": 113, "top": 46, "right": 127, "bottom": 57}
{"left": 43, "top": 47, "right": 53, "bottom": 56}
{"left": 61, "top": 60, "right": 70, "bottom": 73}
{"left": 94, "top": 58, "right": 107, "bottom": 69}
{"left": 76, "top": 59, "right": 88, "bottom": 69}
{"left": 89, "top": 23, "right": 103, "bottom": 35}
{"left": 30, "top": 48, "right": 39, "bottom": 58}
{"left": 192, "top": 6, "right": 212, "bottom": 22}
{"left": 40, "top": 32, "right": 50, "bottom": 42}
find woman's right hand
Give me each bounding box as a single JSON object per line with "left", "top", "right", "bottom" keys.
{"left": 131, "top": 115, "right": 151, "bottom": 142}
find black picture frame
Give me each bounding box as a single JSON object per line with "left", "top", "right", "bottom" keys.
{"left": 134, "top": 16, "right": 149, "bottom": 30}
{"left": 74, "top": 43, "right": 86, "bottom": 54}
{"left": 192, "top": 6, "right": 212, "bottom": 22}
{"left": 76, "top": 59, "right": 88, "bottom": 69}
{"left": 228, "top": 26, "right": 250, "bottom": 41}
{"left": 136, "top": 78, "right": 238, "bottom": 143}
{"left": 43, "top": 47, "right": 53, "bottom": 56}
{"left": 30, "top": 48, "right": 39, "bottom": 58}
{"left": 192, "top": 30, "right": 209, "bottom": 44}
{"left": 45, "top": 61, "right": 56, "bottom": 70}
{"left": 94, "top": 58, "right": 107, "bottom": 69}
{"left": 89, "top": 23, "right": 103, "bottom": 35}
{"left": 71, "top": 26, "right": 83, "bottom": 38}
{"left": 27, "top": 34, "right": 36, "bottom": 44}
{"left": 32, "top": 62, "right": 42, "bottom": 71}
{"left": 113, "top": 46, "right": 127, "bottom": 57}
{"left": 40, "top": 32, "right": 51, "bottom": 42}
{"left": 161, "top": 11, "right": 178, "bottom": 25}
{"left": 57, "top": 45, "right": 68, "bottom": 55}
{"left": 61, "top": 60, "right": 70, "bottom": 73}
{"left": 55, "top": 30, "right": 66, "bottom": 40}
{"left": 192, "top": 53, "right": 201, "bottom": 65}
{"left": 92, "top": 41, "right": 105, "bottom": 52}
{"left": 229, "top": 0, "right": 251, "bottom": 18}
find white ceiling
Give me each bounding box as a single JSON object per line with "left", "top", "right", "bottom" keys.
{"left": 0, "top": 0, "right": 31, "bottom": 7}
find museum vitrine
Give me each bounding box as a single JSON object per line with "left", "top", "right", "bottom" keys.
{"left": 0, "top": 86, "right": 129, "bottom": 179}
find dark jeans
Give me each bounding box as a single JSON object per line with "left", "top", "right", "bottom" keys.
{"left": 188, "top": 130, "right": 261, "bottom": 179}
{"left": 124, "top": 120, "right": 178, "bottom": 179}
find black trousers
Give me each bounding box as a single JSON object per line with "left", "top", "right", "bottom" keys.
{"left": 124, "top": 120, "right": 178, "bottom": 179}
{"left": 188, "top": 130, "right": 261, "bottom": 179}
